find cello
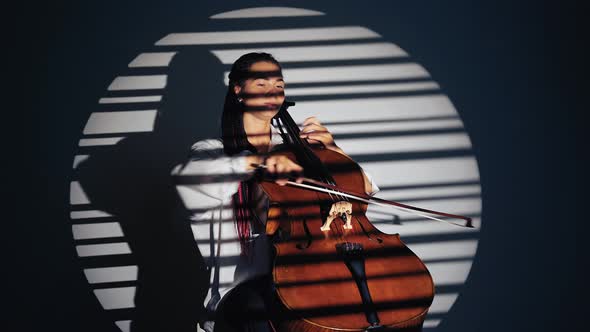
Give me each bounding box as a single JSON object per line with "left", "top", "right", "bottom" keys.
{"left": 256, "top": 101, "right": 472, "bottom": 332}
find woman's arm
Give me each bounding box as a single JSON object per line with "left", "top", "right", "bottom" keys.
{"left": 362, "top": 168, "right": 380, "bottom": 196}
{"left": 171, "top": 139, "right": 256, "bottom": 211}
{"left": 172, "top": 139, "right": 305, "bottom": 212}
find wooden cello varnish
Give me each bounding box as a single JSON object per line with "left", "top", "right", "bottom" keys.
{"left": 261, "top": 148, "right": 434, "bottom": 332}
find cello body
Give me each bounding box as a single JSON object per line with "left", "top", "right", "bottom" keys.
{"left": 261, "top": 147, "right": 434, "bottom": 332}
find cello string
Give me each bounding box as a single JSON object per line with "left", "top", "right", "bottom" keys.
{"left": 278, "top": 106, "right": 350, "bottom": 205}
{"left": 276, "top": 109, "right": 339, "bottom": 202}
{"left": 280, "top": 109, "right": 360, "bottom": 237}
{"left": 276, "top": 102, "right": 360, "bottom": 237}
{"left": 276, "top": 109, "right": 350, "bottom": 237}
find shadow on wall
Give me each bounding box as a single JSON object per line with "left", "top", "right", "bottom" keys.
{"left": 77, "top": 48, "right": 225, "bottom": 332}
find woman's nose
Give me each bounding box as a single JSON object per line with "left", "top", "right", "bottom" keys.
{"left": 266, "top": 87, "right": 283, "bottom": 99}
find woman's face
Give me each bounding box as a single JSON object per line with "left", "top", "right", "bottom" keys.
{"left": 234, "top": 61, "right": 285, "bottom": 120}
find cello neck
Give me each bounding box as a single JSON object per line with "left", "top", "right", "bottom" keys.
{"left": 274, "top": 101, "right": 336, "bottom": 185}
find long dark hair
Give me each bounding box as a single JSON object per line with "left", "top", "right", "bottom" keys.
{"left": 221, "top": 52, "right": 283, "bottom": 255}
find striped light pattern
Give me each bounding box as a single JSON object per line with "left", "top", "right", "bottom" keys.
{"left": 210, "top": 7, "right": 325, "bottom": 19}
{"left": 70, "top": 6, "right": 481, "bottom": 332}
{"left": 155, "top": 26, "right": 380, "bottom": 45}
{"left": 223, "top": 63, "right": 429, "bottom": 85}
{"left": 211, "top": 42, "right": 407, "bottom": 63}
{"left": 83, "top": 110, "right": 158, "bottom": 135}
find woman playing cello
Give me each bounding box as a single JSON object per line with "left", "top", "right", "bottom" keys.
{"left": 173, "top": 52, "right": 465, "bottom": 332}
{"left": 173, "top": 52, "right": 381, "bottom": 331}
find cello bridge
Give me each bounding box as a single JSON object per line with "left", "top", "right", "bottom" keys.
{"left": 320, "top": 201, "right": 353, "bottom": 231}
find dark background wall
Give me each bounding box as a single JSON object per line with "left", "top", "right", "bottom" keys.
{"left": 25, "top": 1, "right": 580, "bottom": 331}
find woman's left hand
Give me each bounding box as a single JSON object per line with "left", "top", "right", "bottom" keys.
{"left": 300, "top": 116, "right": 345, "bottom": 155}
{"left": 300, "top": 116, "right": 374, "bottom": 194}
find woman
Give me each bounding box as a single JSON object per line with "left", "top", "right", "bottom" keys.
{"left": 172, "top": 52, "right": 379, "bottom": 332}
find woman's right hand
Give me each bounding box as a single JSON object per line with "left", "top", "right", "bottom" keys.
{"left": 246, "top": 154, "right": 304, "bottom": 186}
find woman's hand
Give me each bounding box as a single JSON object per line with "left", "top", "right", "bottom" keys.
{"left": 246, "top": 154, "right": 304, "bottom": 186}
{"left": 298, "top": 116, "right": 373, "bottom": 193}
{"left": 299, "top": 116, "right": 345, "bottom": 155}
{"left": 265, "top": 154, "right": 304, "bottom": 186}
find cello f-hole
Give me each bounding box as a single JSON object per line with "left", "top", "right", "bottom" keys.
{"left": 356, "top": 216, "right": 383, "bottom": 243}
{"left": 295, "top": 218, "right": 312, "bottom": 250}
